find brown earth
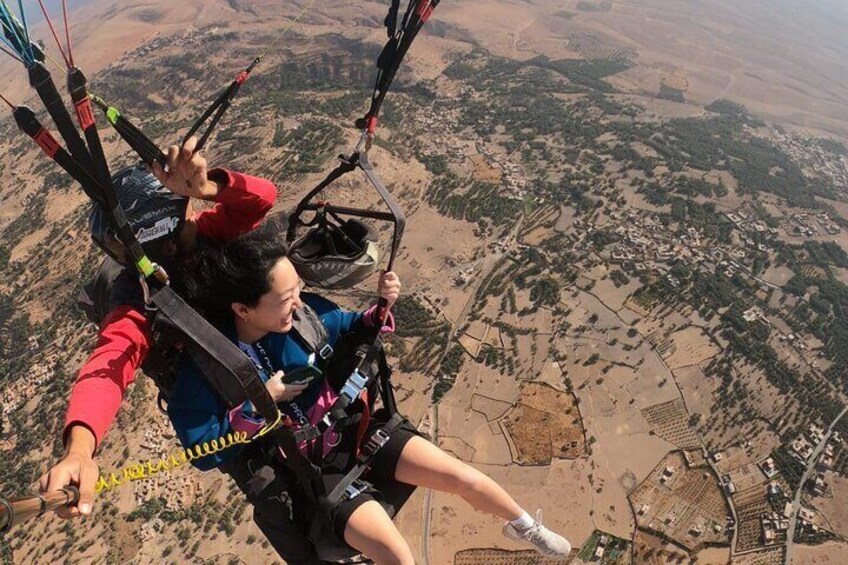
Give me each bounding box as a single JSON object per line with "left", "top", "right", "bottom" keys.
{"left": 501, "top": 382, "right": 587, "bottom": 465}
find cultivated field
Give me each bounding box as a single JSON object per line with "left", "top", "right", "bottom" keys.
{"left": 628, "top": 451, "right": 730, "bottom": 551}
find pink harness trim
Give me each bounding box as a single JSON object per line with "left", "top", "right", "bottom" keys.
{"left": 277, "top": 380, "right": 341, "bottom": 459}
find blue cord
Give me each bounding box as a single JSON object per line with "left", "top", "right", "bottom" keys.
{"left": 0, "top": 20, "right": 20, "bottom": 54}
{"left": 0, "top": 3, "right": 31, "bottom": 65}
{"left": 15, "top": 0, "right": 34, "bottom": 64}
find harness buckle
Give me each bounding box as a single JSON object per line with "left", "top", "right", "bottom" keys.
{"left": 318, "top": 343, "right": 334, "bottom": 360}
{"left": 339, "top": 370, "right": 369, "bottom": 405}
{"left": 363, "top": 428, "right": 391, "bottom": 457}
{"left": 139, "top": 273, "right": 158, "bottom": 317}
{"left": 342, "top": 480, "right": 369, "bottom": 502}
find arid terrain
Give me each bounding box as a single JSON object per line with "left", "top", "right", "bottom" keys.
{"left": 1, "top": 1, "right": 848, "bottom": 564}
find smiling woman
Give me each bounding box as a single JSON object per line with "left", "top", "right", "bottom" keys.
{"left": 166, "top": 224, "right": 572, "bottom": 564}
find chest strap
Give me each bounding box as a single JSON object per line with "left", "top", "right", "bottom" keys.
{"left": 290, "top": 304, "right": 333, "bottom": 361}
{"left": 150, "top": 285, "right": 279, "bottom": 423}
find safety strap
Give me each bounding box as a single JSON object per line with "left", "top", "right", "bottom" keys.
{"left": 149, "top": 285, "right": 279, "bottom": 422}
{"left": 378, "top": 350, "right": 399, "bottom": 415}
{"left": 321, "top": 413, "right": 406, "bottom": 512}
{"left": 272, "top": 428, "right": 322, "bottom": 507}
{"left": 290, "top": 305, "right": 333, "bottom": 360}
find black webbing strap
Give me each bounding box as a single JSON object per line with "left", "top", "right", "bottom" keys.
{"left": 12, "top": 106, "right": 149, "bottom": 277}
{"left": 272, "top": 427, "right": 322, "bottom": 507}
{"left": 321, "top": 413, "right": 407, "bottom": 512}
{"left": 148, "top": 285, "right": 279, "bottom": 421}
{"left": 67, "top": 67, "right": 112, "bottom": 194}
{"left": 361, "top": 0, "right": 441, "bottom": 131}
{"left": 384, "top": 0, "right": 402, "bottom": 37}
{"left": 184, "top": 57, "right": 260, "bottom": 153}
{"left": 12, "top": 105, "right": 103, "bottom": 205}
{"left": 94, "top": 58, "right": 258, "bottom": 168}
{"left": 27, "top": 62, "right": 95, "bottom": 174}
{"left": 378, "top": 351, "right": 399, "bottom": 415}
{"left": 91, "top": 96, "right": 167, "bottom": 168}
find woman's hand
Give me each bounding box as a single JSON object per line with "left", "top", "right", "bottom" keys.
{"left": 265, "top": 371, "right": 309, "bottom": 403}
{"left": 378, "top": 271, "right": 401, "bottom": 311}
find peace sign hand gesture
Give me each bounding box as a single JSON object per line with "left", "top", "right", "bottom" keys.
{"left": 151, "top": 136, "right": 219, "bottom": 200}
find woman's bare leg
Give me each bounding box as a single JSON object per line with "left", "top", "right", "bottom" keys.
{"left": 393, "top": 436, "right": 524, "bottom": 520}
{"left": 343, "top": 499, "right": 415, "bottom": 565}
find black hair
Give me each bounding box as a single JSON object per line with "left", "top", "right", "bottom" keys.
{"left": 180, "top": 225, "right": 289, "bottom": 327}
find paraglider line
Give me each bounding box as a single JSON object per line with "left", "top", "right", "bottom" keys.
{"left": 257, "top": 0, "right": 320, "bottom": 59}
{"left": 15, "top": 0, "right": 34, "bottom": 63}
{"left": 0, "top": 41, "right": 21, "bottom": 62}
{"left": 35, "top": 0, "right": 70, "bottom": 67}
{"left": 61, "top": 0, "right": 73, "bottom": 67}
{"left": 0, "top": 2, "right": 27, "bottom": 59}
{"left": 0, "top": 13, "right": 69, "bottom": 72}
{"left": 0, "top": 92, "right": 14, "bottom": 110}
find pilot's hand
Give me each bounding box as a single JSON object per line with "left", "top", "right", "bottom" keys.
{"left": 151, "top": 136, "right": 219, "bottom": 200}
{"left": 39, "top": 426, "right": 98, "bottom": 519}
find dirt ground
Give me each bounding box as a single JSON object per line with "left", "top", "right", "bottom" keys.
{"left": 665, "top": 326, "right": 721, "bottom": 370}
{"left": 427, "top": 460, "right": 597, "bottom": 565}
{"left": 731, "top": 547, "right": 785, "bottom": 565}
{"left": 632, "top": 530, "right": 730, "bottom": 565}
{"left": 810, "top": 472, "right": 848, "bottom": 538}
{"left": 501, "top": 382, "right": 586, "bottom": 464}
{"left": 793, "top": 542, "right": 848, "bottom": 565}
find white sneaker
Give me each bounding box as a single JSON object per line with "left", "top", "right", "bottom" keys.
{"left": 502, "top": 509, "right": 572, "bottom": 558}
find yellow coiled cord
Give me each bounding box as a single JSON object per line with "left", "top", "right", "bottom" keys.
{"left": 95, "top": 411, "right": 283, "bottom": 493}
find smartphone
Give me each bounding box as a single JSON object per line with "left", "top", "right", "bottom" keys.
{"left": 282, "top": 365, "right": 321, "bottom": 386}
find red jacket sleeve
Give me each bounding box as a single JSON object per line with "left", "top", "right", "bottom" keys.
{"left": 64, "top": 170, "right": 276, "bottom": 448}
{"left": 194, "top": 169, "right": 277, "bottom": 242}
{"left": 64, "top": 306, "right": 152, "bottom": 449}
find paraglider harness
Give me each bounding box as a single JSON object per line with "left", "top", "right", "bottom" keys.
{"left": 2, "top": 0, "right": 440, "bottom": 559}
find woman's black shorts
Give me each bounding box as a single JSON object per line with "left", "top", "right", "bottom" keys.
{"left": 326, "top": 417, "right": 419, "bottom": 539}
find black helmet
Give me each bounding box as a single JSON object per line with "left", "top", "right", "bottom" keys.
{"left": 289, "top": 218, "right": 380, "bottom": 289}
{"left": 89, "top": 164, "right": 189, "bottom": 264}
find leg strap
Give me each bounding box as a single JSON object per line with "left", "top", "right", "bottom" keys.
{"left": 322, "top": 413, "right": 407, "bottom": 512}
